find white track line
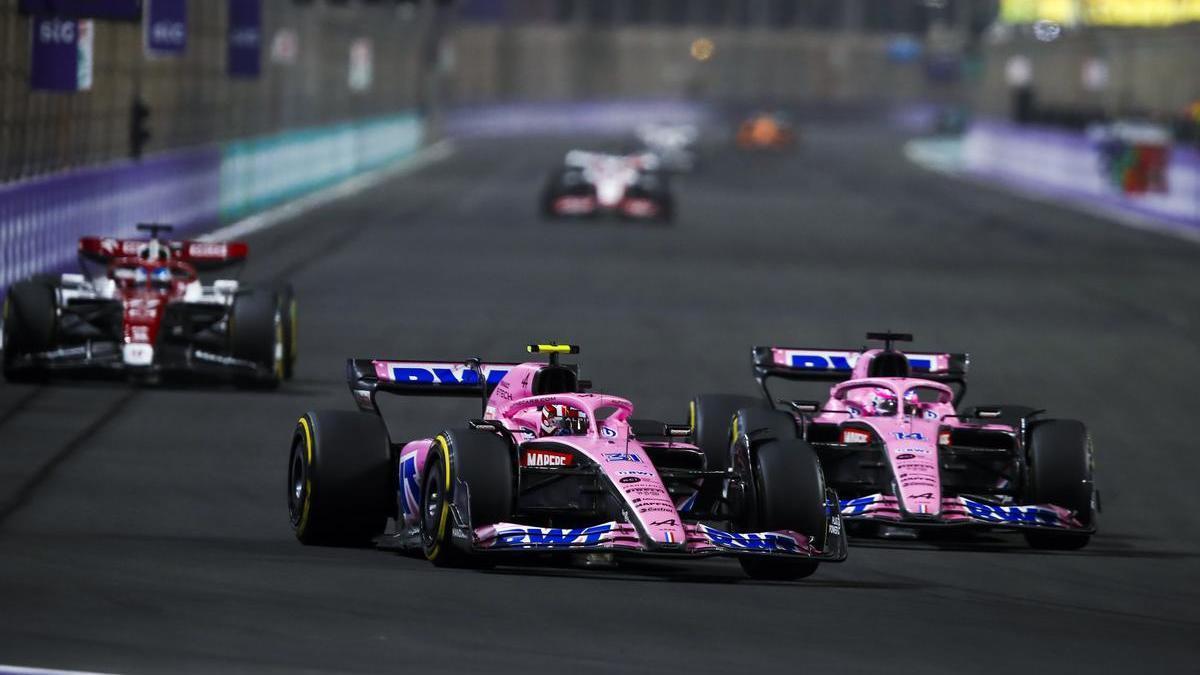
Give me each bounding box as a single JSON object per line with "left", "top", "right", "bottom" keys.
{"left": 0, "top": 665, "right": 119, "bottom": 675}
{"left": 201, "top": 138, "right": 455, "bottom": 242}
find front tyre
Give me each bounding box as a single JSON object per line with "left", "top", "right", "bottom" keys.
{"left": 231, "top": 289, "right": 284, "bottom": 388}
{"left": 288, "top": 411, "right": 392, "bottom": 546}
{"left": 275, "top": 284, "right": 298, "bottom": 380}
{"left": 421, "top": 429, "right": 514, "bottom": 567}
{"left": 690, "top": 394, "right": 767, "bottom": 513}
{"left": 1023, "top": 419, "right": 1094, "bottom": 550}
{"left": 738, "top": 439, "right": 826, "bottom": 581}
{"left": 3, "top": 279, "right": 57, "bottom": 382}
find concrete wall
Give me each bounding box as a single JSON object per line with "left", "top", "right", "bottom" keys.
{"left": 973, "top": 24, "right": 1200, "bottom": 120}
{"left": 447, "top": 24, "right": 946, "bottom": 107}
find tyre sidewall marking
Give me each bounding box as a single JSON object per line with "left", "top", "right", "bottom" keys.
{"left": 296, "top": 416, "right": 315, "bottom": 533}
{"left": 427, "top": 435, "right": 453, "bottom": 561}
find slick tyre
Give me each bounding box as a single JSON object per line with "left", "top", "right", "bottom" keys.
{"left": 2, "top": 279, "right": 57, "bottom": 382}
{"left": 732, "top": 408, "right": 798, "bottom": 447}
{"left": 739, "top": 439, "right": 826, "bottom": 581}
{"left": 289, "top": 411, "right": 392, "bottom": 547}
{"left": 230, "top": 289, "right": 284, "bottom": 388}
{"left": 421, "top": 429, "right": 514, "bottom": 568}
{"left": 275, "top": 284, "right": 298, "bottom": 380}
{"left": 690, "top": 394, "right": 768, "bottom": 513}
{"left": 691, "top": 394, "right": 767, "bottom": 474}
{"left": 1023, "top": 419, "right": 1094, "bottom": 550}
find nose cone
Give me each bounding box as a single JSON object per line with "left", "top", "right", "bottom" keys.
{"left": 596, "top": 179, "right": 623, "bottom": 207}
{"left": 887, "top": 425, "right": 942, "bottom": 518}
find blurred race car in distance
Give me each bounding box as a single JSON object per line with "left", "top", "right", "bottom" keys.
{"left": 2, "top": 223, "right": 296, "bottom": 387}
{"left": 541, "top": 150, "right": 674, "bottom": 223}
{"left": 735, "top": 112, "right": 796, "bottom": 150}
{"left": 635, "top": 121, "right": 699, "bottom": 172}
{"left": 288, "top": 343, "right": 846, "bottom": 580}
{"left": 691, "top": 332, "right": 1096, "bottom": 550}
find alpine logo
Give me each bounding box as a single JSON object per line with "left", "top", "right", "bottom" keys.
{"left": 522, "top": 450, "right": 573, "bottom": 467}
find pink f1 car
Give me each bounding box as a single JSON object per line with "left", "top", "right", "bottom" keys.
{"left": 691, "top": 333, "right": 1096, "bottom": 549}
{"left": 287, "top": 344, "right": 845, "bottom": 579}
{"left": 2, "top": 223, "right": 295, "bottom": 386}
{"left": 540, "top": 151, "right": 674, "bottom": 223}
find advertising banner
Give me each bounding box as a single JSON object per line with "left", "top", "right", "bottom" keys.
{"left": 144, "top": 0, "right": 186, "bottom": 56}
{"left": 29, "top": 16, "right": 93, "bottom": 92}
{"left": 19, "top": 0, "right": 141, "bottom": 21}
{"left": 227, "top": 0, "right": 261, "bottom": 78}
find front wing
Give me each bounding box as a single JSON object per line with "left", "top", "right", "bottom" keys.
{"left": 839, "top": 493, "right": 1091, "bottom": 532}
{"left": 7, "top": 343, "right": 269, "bottom": 379}
{"left": 473, "top": 520, "right": 847, "bottom": 562}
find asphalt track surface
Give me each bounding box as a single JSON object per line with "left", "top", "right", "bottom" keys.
{"left": 1, "top": 126, "right": 1198, "bottom": 674}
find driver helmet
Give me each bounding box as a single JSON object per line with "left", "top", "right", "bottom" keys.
{"left": 152, "top": 267, "right": 172, "bottom": 283}
{"left": 539, "top": 404, "right": 588, "bottom": 437}
{"left": 138, "top": 239, "right": 169, "bottom": 263}
{"left": 867, "top": 388, "right": 898, "bottom": 416}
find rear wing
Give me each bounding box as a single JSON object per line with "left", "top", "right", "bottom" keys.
{"left": 78, "top": 237, "right": 249, "bottom": 270}
{"left": 346, "top": 358, "right": 519, "bottom": 412}
{"left": 752, "top": 346, "right": 970, "bottom": 404}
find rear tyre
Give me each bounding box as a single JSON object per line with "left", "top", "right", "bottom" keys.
{"left": 738, "top": 439, "right": 826, "bottom": 581}
{"left": 421, "top": 429, "right": 514, "bottom": 568}
{"left": 230, "top": 289, "right": 284, "bottom": 388}
{"left": 690, "top": 394, "right": 767, "bottom": 513}
{"left": 288, "top": 411, "right": 392, "bottom": 547}
{"left": 733, "top": 408, "right": 798, "bottom": 446}
{"left": 2, "top": 279, "right": 57, "bottom": 382}
{"left": 1023, "top": 419, "right": 1093, "bottom": 550}
{"left": 275, "top": 284, "right": 298, "bottom": 380}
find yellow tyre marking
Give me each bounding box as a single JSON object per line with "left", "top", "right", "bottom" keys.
{"left": 427, "top": 435, "right": 453, "bottom": 561}
{"left": 296, "top": 417, "right": 314, "bottom": 534}
{"left": 731, "top": 415, "right": 740, "bottom": 447}
{"left": 688, "top": 400, "right": 696, "bottom": 433}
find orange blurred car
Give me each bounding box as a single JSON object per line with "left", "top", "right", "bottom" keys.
{"left": 735, "top": 113, "right": 796, "bottom": 150}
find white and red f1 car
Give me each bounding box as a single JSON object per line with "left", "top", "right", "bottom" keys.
{"left": 288, "top": 344, "right": 845, "bottom": 579}
{"left": 541, "top": 151, "right": 674, "bottom": 223}
{"left": 2, "top": 224, "right": 296, "bottom": 386}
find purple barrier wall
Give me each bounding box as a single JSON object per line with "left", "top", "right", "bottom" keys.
{"left": 442, "top": 100, "right": 712, "bottom": 137}
{"left": 963, "top": 119, "right": 1200, "bottom": 231}
{"left": 0, "top": 148, "right": 221, "bottom": 300}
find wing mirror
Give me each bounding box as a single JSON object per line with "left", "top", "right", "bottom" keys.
{"left": 781, "top": 400, "right": 822, "bottom": 414}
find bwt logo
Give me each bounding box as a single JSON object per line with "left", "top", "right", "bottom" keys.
{"left": 789, "top": 352, "right": 933, "bottom": 371}
{"left": 702, "top": 526, "right": 803, "bottom": 552}
{"left": 389, "top": 366, "right": 509, "bottom": 386}
{"left": 494, "top": 524, "right": 612, "bottom": 548}
{"left": 963, "top": 500, "right": 1059, "bottom": 526}
{"left": 839, "top": 495, "right": 879, "bottom": 516}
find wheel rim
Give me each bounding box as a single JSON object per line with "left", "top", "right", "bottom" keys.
{"left": 421, "top": 463, "right": 445, "bottom": 551}
{"left": 272, "top": 309, "right": 284, "bottom": 378}
{"left": 288, "top": 442, "right": 306, "bottom": 526}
